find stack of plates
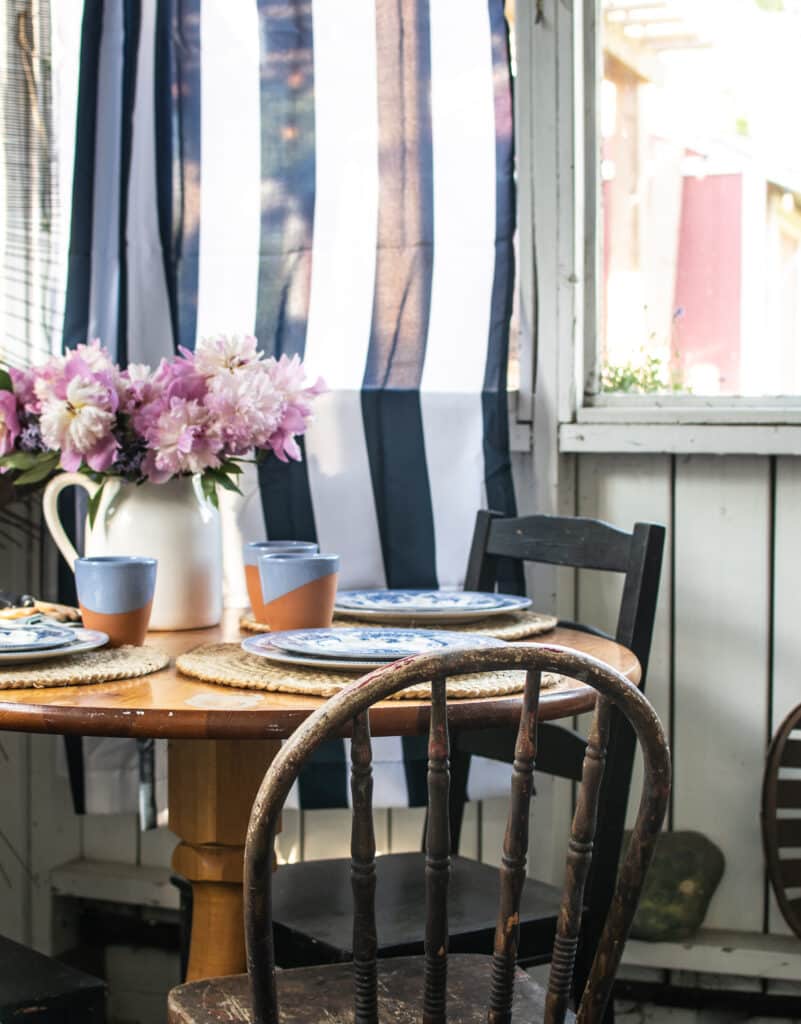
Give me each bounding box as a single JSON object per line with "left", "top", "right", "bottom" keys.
{"left": 333, "top": 589, "right": 531, "bottom": 624}
{"left": 242, "top": 626, "right": 506, "bottom": 672}
{"left": 0, "top": 621, "right": 108, "bottom": 665}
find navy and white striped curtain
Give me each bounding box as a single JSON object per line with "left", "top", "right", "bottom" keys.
{"left": 56, "top": 0, "right": 518, "bottom": 817}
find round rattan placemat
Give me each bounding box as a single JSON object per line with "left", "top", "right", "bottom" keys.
{"left": 239, "top": 608, "right": 558, "bottom": 640}
{"left": 0, "top": 645, "right": 170, "bottom": 689}
{"left": 177, "top": 642, "right": 562, "bottom": 700}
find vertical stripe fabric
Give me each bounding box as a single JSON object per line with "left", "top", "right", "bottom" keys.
{"left": 125, "top": 0, "right": 174, "bottom": 367}
{"left": 58, "top": 0, "right": 176, "bottom": 824}
{"left": 254, "top": 0, "right": 318, "bottom": 545}
{"left": 58, "top": 0, "right": 518, "bottom": 814}
{"left": 361, "top": 0, "right": 437, "bottom": 590}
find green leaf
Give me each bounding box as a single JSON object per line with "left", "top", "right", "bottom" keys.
{"left": 0, "top": 368, "right": 13, "bottom": 392}
{"left": 203, "top": 466, "right": 244, "bottom": 496}
{"left": 13, "top": 455, "right": 59, "bottom": 487}
{"left": 86, "top": 483, "right": 106, "bottom": 529}
{"left": 200, "top": 473, "right": 219, "bottom": 508}
{"left": 0, "top": 451, "right": 42, "bottom": 470}
{"left": 209, "top": 470, "right": 243, "bottom": 495}
{"left": 219, "top": 460, "right": 243, "bottom": 475}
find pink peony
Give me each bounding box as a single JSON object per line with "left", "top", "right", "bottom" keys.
{"left": 117, "top": 362, "right": 157, "bottom": 420}
{"left": 204, "top": 364, "right": 284, "bottom": 454}
{"left": 0, "top": 391, "right": 20, "bottom": 457}
{"left": 152, "top": 352, "right": 207, "bottom": 404}
{"left": 193, "top": 334, "right": 262, "bottom": 377}
{"left": 140, "top": 396, "right": 222, "bottom": 483}
{"left": 263, "top": 354, "right": 326, "bottom": 460}
{"left": 39, "top": 352, "right": 119, "bottom": 472}
{"left": 9, "top": 367, "right": 38, "bottom": 414}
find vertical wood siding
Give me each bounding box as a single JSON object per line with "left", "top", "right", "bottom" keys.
{"left": 575, "top": 453, "right": 798, "bottom": 946}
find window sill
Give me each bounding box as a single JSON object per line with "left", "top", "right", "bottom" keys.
{"left": 560, "top": 419, "right": 801, "bottom": 455}
{"left": 578, "top": 397, "right": 801, "bottom": 425}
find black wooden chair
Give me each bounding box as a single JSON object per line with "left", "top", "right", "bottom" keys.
{"left": 268, "top": 512, "right": 665, "bottom": 990}
{"left": 168, "top": 644, "right": 670, "bottom": 1024}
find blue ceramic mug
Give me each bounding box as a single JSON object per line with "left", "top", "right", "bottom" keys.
{"left": 257, "top": 552, "right": 339, "bottom": 630}
{"left": 75, "top": 556, "right": 157, "bottom": 647}
{"left": 244, "top": 540, "right": 318, "bottom": 620}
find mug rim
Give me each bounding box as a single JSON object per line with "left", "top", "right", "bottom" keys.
{"left": 257, "top": 552, "right": 338, "bottom": 565}
{"left": 76, "top": 556, "right": 157, "bottom": 568}
{"left": 245, "top": 540, "right": 317, "bottom": 549}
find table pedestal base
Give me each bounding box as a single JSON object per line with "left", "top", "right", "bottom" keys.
{"left": 168, "top": 738, "right": 280, "bottom": 981}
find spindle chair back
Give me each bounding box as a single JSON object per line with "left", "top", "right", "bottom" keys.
{"left": 239, "top": 643, "right": 670, "bottom": 1024}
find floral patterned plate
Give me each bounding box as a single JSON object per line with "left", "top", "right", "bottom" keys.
{"left": 0, "top": 623, "right": 79, "bottom": 653}
{"left": 0, "top": 628, "right": 109, "bottom": 664}
{"left": 265, "top": 627, "right": 505, "bottom": 661}
{"left": 334, "top": 589, "right": 531, "bottom": 623}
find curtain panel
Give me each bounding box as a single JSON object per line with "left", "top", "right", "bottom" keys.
{"left": 56, "top": 0, "right": 518, "bottom": 817}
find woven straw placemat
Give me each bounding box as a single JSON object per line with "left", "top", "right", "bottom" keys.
{"left": 239, "top": 608, "right": 557, "bottom": 640}
{"left": 177, "top": 642, "right": 561, "bottom": 700}
{"left": 0, "top": 645, "right": 170, "bottom": 689}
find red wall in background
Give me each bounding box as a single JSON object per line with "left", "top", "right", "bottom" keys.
{"left": 673, "top": 174, "right": 742, "bottom": 393}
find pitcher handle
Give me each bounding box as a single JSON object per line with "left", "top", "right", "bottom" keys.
{"left": 42, "top": 472, "right": 100, "bottom": 572}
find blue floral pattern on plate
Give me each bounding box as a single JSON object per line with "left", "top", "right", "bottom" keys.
{"left": 266, "top": 627, "right": 505, "bottom": 660}
{"left": 334, "top": 590, "right": 531, "bottom": 623}
{"left": 241, "top": 638, "right": 392, "bottom": 673}
{"left": 0, "top": 628, "right": 109, "bottom": 664}
{"left": 0, "top": 623, "right": 78, "bottom": 652}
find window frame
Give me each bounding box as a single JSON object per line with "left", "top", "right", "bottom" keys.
{"left": 539, "top": 0, "right": 801, "bottom": 456}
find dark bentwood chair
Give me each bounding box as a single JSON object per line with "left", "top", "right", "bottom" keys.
{"left": 268, "top": 512, "right": 665, "bottom": 988}
{"left": 168, "top": 644, "right": 670, "bottom": 1024}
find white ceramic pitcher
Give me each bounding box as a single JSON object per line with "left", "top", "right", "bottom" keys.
{"left": 42, "top": 474, "right": 223, "bottom": 630}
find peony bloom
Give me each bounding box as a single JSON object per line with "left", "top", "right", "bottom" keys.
{"left": 140, "top": 396, "right": 222, "bottom": 483}
{"left": 117, "top": 362, "right": 155, "bottom": 418}
{"left": 204, "top": 362, "right": 284, "bottom": 454}
{"left": 151, "top": 353, "right": 207, "bottom": 404}
{"left": 193, "top": 334, "right": 262, "bottom": 377}
{"left": 73, "top": 339, "right": 115, "bottom": 373}
{"left": 263, "top": 354, "right": 326, "bottom": 460}
{"left": 8, "top": 367, "right": 38, "bottom": 414}
{"left": 39, "top": 353, "right": 120, "bottom": 472}
{"left": 0, "top": 390, "right": 20, "bottom": 457}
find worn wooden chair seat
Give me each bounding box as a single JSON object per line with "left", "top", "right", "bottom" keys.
{"left": 272, "top": 853, "right": 561, "bottom": 964}
{"left": 169, "top": 954, "right": 568, "bottom": 1024}
{"left": 167, "top": 644, "right": 670, "bottom": 1024}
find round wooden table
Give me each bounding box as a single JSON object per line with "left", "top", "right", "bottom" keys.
{"left": 0, "top": 609, "right": 639, "bottom": 981}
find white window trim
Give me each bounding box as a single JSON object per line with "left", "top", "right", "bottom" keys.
{"left": 536, "top": 0, "right": 801, "bottom": 456}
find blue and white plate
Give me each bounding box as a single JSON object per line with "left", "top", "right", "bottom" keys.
{"left": 0, "top": 628, "right": 109, "bottom": 665}
{"left": 241, "top": 637, "right": 390, "bottom": 672}
{"left": 334, "top": 589, "right": 531, "bottom": 624}
{"left": 0, "top": 623, "right": 79, "bottom": 653}
{"left": 265, "top": 627, "right": 505, "bottom": 661}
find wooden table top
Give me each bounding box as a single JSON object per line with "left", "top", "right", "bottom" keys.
{"left": 0, "top": 609, "right": 640, "bottom": 740}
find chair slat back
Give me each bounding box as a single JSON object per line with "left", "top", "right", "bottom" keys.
{"left": 488, "top": 669, "right": 541, "bottom": 1024}
{"left": 350, "top": 712, "right": 377, "bottom": 1024}
{"left": 545, "top": 698, "right": 611, "bottom": 1024}
{"left": 464, "top": 511, "right": 666, "bottom": 674}
{"left": 423, "top": 676, "right": 450, "bottom": 1024}
{"left": 243, "top": 645, "right": 671, "bottom": 1024}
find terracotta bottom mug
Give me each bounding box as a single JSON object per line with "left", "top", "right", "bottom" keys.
{"left": 75, "top": 556, "right": 158, "bottom": 647}
{"left": 257, "top": 553, "right": 339, "bottom": 631}
{"left": 243, "top": 540, "right": 319, "bottom": 622}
